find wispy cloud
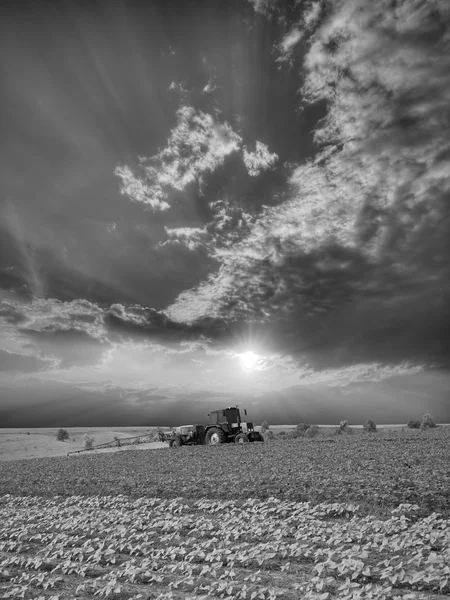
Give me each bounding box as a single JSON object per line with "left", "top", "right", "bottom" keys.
{"left": 246, "top": 0, "right": 281, "bottom": 16}
{"left": 164, "top": 0, "right": 450, "bottom": 380}
{"left": 115, "top": 106, "right": 242, "bottom": 210}
{"left": 243, "top": 141, "right": 279, "bottom": 176}
{"left": 158, "top": 197, "right": 254, "bottom": 257}
{"left": 276, "top": 28, "right": 303, "bottom": 63}
{"left": 162, "top": 226, "right": 208, "bottom": 251}
{"left": 114, "top": 164, "right": 170, "bottom": 211}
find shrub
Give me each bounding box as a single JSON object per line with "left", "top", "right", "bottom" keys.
{"left": 407, "top": 419, "right": 421, "bottom": 429}
{"left": 265, "top": 430, "right": 275, "bottom": 440}
{"left": 363, "top": 419, "right": 377, "bottom": 432}
{"left": 56, "top": 428, "right": 69, "bottom": 442}
{"left": 421, "top": 413, "right": 437, "bottom": 429}
{"left": 337, "top": 420, "right": 351, "bottom": 434}
{"left": 305, "top": 424, "right": 319, "bottom": 437}
{"left": 261, "top": 421, "right": 269, "bottom": 433}
{"left": 277, "top": 430, "right": 286, "bottom": 437}
{"left": 296, "top": 423, "right": 309, "bottom": 435}
{"left": 83, "top": 433, "right": 95, "bottom": 449}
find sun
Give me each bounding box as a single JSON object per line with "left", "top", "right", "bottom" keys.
{"left": 239, "top": 351, "right": 259, "bottom": 370}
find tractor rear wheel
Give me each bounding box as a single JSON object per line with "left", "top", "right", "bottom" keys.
{"left": 206, "top": 427, "right": 226, "bottom": 445}
{"left": 234, "top": 433, "right": 249, "bottom": 444}
{"left": 169, "top": 436, "right": 182, "bottom": 448}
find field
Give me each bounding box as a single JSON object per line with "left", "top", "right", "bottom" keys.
{"left": 0, "top": 428, "right": 168, "bottom": 462}
{"left": 0, "top": 427, "right": 449, "bottom": 600}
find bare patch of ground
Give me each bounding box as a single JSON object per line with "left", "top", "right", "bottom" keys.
{"left": 0, "top": 427, "right": 169, "bottom": 461}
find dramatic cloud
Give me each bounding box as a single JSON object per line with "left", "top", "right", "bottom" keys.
{"left": 243, "top": 141, "right": 279, "bottom": 176}
{"left": 115, "top": 106, "right": 242, "bottom": 210}
{"left": 1, "top": 0, "right": 449, "bottom": 425}
{"left": 164, "top": 0, "right": 450, "bottom": 383}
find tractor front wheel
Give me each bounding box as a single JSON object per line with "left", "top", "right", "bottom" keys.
{"left": 234, "top": 433, "right": 249, "bottom": 444}
{"left": 169, "top": 436, "right": 182, "bottom": 448}
{"left": 206, "top": 427, "right": 226, "bottom": 445}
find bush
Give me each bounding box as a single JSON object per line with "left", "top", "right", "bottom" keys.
{"left": 265, "top": 430, "right": 275, "bottom": 440}
{"left": 363, "top": 419, "right": 377, "bottom": 432}
{"left": 277, "top": 430, "right": 286, "bottom": 437}
{"left": 305, "top": 424, "right": 319, "bottom": 437}
{"left": 407, "top": 419, "right": 421, "bottom": 429}
{"left": 421, "top": 413, "right": 437, "bottom": 429}
{"left": 296, "top": 423, "right": 309, "bottom": 434}
{"left": 337, "top": 420, "right": 351, "bottom": 434}
{"left": 84, "top": 433, "right": 95, "bottom": 449}
{"left": 261, "top": 421, "right": 269, "bottom": 433}
{"left": 56, "top": 428, "right": 69, "bottom": 442}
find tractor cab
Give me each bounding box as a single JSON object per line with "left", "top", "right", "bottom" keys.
{"left": 205, "top": 406, "right": 262, "bottom": 444}
{"left": 208, "top": 406, "right": 244, "bottom": 427}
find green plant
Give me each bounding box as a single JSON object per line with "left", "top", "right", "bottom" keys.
{"left": 265, "top": 430, "right": 275, "bottom": 440}
{"left": 261, "top": 420, "right": 269, "bottom": 433}
{"left": 56, "top": 428, "right": 69, "bottom": 442}
{"left": 407, "top": 419, "right": 421, "bottom": 429}
{"left": 421, "top": 413, "right": 437, "bottom": 429}
{"left": 363, "top": 419, "right": 377, "bottom": 432}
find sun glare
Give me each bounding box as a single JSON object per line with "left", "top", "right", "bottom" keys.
{"left": 239, "top": 351, "right": 259, "bottom": 370}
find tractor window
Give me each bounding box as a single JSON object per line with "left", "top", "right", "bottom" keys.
{"left": 224, "top": 408, "right": 239, "bottom": 423}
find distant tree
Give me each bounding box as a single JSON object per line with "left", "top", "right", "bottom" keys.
{"left": 261, "top": 420, "right": 269, "bottom": 433}
{"left": 407, "top": 419, "right": 421, "bottom": 429}
{"left": 363, "top": 419, "right": 377, "bottom": 432}
{"left": 84, "top": 433, "right": 95, "bottom": 449}
{"left": 296, "top": 423, "right": 309, "bottom": 434}
{"left": 337, "top": 420, "right": 352, "bottom": 435}
{"left": 420, "top": 413, "right": 437, "bottom": 429}
{"left": 305, "top": 424, "right": 319, "bottom": 437}
{"left": 57, "top": 428, "right": 69, "bottom": 442}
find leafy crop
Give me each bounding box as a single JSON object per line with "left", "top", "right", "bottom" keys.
{"left": 0, "top": 427, "right": 449, "bottom": 517}
{"left": 0, "top": 495, "right": 449, "bottom": 600}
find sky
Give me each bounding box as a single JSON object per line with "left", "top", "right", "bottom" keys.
{"left": 0, "top": 0, "right": 449, "bottom": 427}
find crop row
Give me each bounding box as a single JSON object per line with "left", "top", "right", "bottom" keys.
{"left": 1, "top": 495, "right": 449, "bottom": 600}
{"left": 0, "top": 428, "right": 449, "bottom": 517}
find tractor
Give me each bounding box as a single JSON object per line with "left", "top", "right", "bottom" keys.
{"left": 168, "top": 406, "right": 264, "bottom": 447}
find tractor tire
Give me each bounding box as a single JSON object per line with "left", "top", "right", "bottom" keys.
{"left": 206, "top": 427, "right": 226, "bottom": 445}
{"left": 169, "top": 436, "right": 182, "bottom": 448}
{"left": 234, "top": 433, "right": 249, "bottom": 444}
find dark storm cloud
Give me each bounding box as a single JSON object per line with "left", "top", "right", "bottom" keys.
{"left": 165, "top": 0, "right": 450, "bottom": 376}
